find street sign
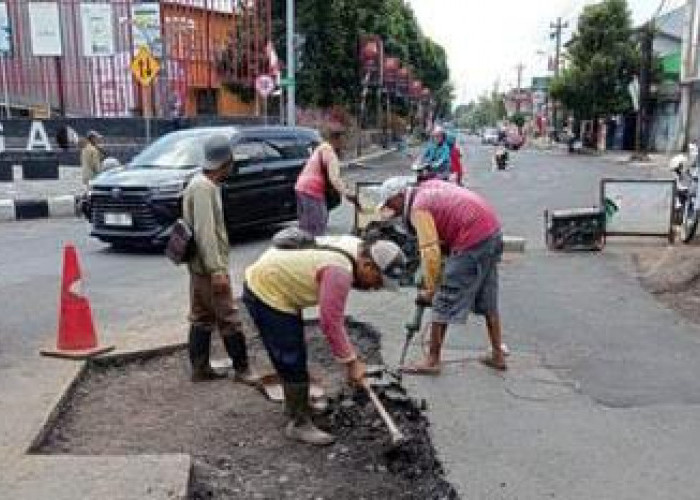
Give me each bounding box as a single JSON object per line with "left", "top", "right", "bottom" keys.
{"left": 255, "top": 74, "right": 275, "bottom": 98}
{"left": 279, "top": 77, "right": 295, "bottom": 87}
{"left": 130, "top": 46, "right": 160, "bottom": 87}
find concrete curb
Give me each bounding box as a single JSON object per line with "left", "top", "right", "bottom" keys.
{"left": 0, "top": 195, "right": 79, "bottom": 222}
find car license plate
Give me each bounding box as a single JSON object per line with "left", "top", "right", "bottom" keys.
{"left": 104, "top": 212, "right": 133, "bottom": 227}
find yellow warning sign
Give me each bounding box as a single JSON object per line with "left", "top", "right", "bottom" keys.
{"left": 130, "top": 46, "right": 160, "bottom": 87}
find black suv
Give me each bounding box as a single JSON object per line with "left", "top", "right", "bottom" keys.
{"left": 87, "top": 126, "right": 324, "bottom": 247}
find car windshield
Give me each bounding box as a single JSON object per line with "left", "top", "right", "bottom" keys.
{"left": 130, "top": 131, "right": 227, "bottom": 169}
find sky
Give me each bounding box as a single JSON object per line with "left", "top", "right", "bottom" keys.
{"left": 406, "top": 0, "right": 686, "bottom": 104}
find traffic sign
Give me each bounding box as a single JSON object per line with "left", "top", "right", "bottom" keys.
{"left": 255, "top": 74, "right": 275, "bottom": 98}
{"left": 130, "top": 46, "right": 160, "bottom": 87}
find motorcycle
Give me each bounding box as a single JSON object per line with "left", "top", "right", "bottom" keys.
{"left": 669, "top": 143, "right": 699, "bottom": 243}
{"left": 493, "top": 145, "right": 509, "bottom": 170}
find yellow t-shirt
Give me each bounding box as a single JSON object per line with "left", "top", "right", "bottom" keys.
{"left": 245, "top": 236, "right": 359, "bottom": 313}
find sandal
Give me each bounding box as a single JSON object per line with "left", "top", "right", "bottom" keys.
{"left": 399, "top": 361, "right": 442, "bottom": 376}
{"left": 479, "top": 356, "right": 507, "bottom": 371}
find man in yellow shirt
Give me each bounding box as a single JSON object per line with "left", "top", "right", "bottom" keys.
{"left": 243, "top": 235, "right": 406, "bottom": 446}
{"left": 80, "top": 130, "right": 104, "bottom": 186}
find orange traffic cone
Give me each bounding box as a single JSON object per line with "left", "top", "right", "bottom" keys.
{"left": 40, "top": 244, "right": 114, "bottom": 359}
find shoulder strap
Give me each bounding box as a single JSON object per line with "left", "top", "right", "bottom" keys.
{"left": 312, "top": 244, "right": 358, "bottom": 284}
{"left": 403, "top": 187, "right": 418, "bottom": 233}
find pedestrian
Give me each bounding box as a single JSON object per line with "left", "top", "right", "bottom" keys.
{"left": 376, "top": 176, "right": 507, "bottom": 373}
{"left": 182, "top": 134, "right": 256, "bottom": 383}
{"left": 446, "top": 132, "right": 464, "bottom": 185}
{"left": 419, "top": 125, "right": 451, "bottom": 181}
{"left": 295, "top": 125, "right": 358, "bottom": 236}
{"left": 80, "top": 130, "right": 105, "bottom": 186}
{"left": 243, "top": 234, "right": 406, "bottom": 445}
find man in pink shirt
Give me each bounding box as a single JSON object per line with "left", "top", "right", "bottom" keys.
{"left": 295, "top": 127, "right": 358, "bottom": 236}
{"left": 377, "top": 177, "right": 507, "bottom": 373}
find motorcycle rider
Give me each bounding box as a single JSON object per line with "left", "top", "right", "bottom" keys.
{"left": 418, "top": 125, "right": 452, "bottom": 181}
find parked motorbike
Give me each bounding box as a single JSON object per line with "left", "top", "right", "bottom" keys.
{"left": 669, "top": 142, "right": 699, "bottom": 243}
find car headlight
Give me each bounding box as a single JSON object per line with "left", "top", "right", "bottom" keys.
{"left": 153, "top": 181, "right": 186, "bottom": 195}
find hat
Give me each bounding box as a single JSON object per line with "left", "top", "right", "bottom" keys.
{"left": 432, "top": 125, "right": 445, "bottom": 137}
{"left": 86, "top": 130, "right": 103, "bottom": 140}
{"left": 369, "top": 240, "right": 407, "bottom": 290}
{"left": 203, "top": 134, "right": 233, "bottom": 171}
{"left": 376, "top": 176, "right": 413, "bottom": 210}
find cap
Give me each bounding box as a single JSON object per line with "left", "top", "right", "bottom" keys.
{"left": 203, "top": 134, "right": 233, "bottom": 171}
{"left": 369, "top": 239, "right": 406, "bottom": 290}
{"left": 86, "top": 130, "right": 103, "bottom": 140}
{"left": 376, "top": 176, "right": 412, "bottom": 210}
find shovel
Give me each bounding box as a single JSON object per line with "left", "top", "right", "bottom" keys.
{"left": 361, "top": 379, "right": 405, "bottom": 447}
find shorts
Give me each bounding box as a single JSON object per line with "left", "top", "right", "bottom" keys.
{"left": 242, "top": 285, "right": 309, "bottom": 384}
{"left": 432, "top": 232, "right": 503, "bottom": 324}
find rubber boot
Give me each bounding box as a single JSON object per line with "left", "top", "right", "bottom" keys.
{"left": 189, "top": 325, "right": 226, "bottom": 382}
{"left": 283, "top": 382, "right": 335, "bottom": 446}
{"left": 221, "top": 330, "right": 258, "bottom": 385}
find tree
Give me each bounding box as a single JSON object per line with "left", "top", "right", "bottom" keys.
{"left": 270, "top": 0, "right": 452, "bottom": 112}
{"left": 549, "top": 0, "right": 640, "bottom": 120}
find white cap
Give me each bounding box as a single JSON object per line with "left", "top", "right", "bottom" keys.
{"left": 369, "top": 239, "right": 406, "bottom": 290}
{"left": 376, "top": 176, "right": 413, "bottom": 210}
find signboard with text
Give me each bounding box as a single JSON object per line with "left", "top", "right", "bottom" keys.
{"left": 81, "top": 3, "right": 115, "bottom": 57}
{"left": 28, "top": 2, "right": 63, "bottom": 56}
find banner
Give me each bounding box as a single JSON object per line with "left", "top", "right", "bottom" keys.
{"left": 0, "top": 2, "right": 10, "bottom": 55}
{"left": 131, "top": 2, "right": 162, "bottom": 56}
{"left": 28, "top": 2, "right": 63, "bottom": 56}
{"left": 81, "top": 3, "right": 114, "bottom": 57}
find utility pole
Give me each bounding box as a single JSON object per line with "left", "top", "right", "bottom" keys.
{"left": 515, "top": 63, "right": 525, "bottom": 113}
{"left": 286, "top": 0, "right": 296, "bottom": 126}
{"left": 550, "top": 17, "right": 568, "bottom": 130}
{"left": 678, "top": 0, "right": 698, "bottom": 151}
{"left": 634, "top": 22, "right": 654, "bottom": 157}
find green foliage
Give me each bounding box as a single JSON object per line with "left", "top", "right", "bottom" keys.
{"left": 549, "top": 0, "right": 640, "bottom": 120}
{"left": 456, "top": 89, "right": 506, "bottom": 130}
{"left": 271, "top": 0, "right": 452, "bottom": 113}
{"left": 510, "top": 112, "right": 526, "bottom": 129}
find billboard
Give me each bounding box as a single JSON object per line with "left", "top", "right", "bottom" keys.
{"left": 0, "top": 2, "right": 10, "bottom": 55}
{"left": 81, "top": 3, "right": 115, "bottom": 57}
{"left": 131, "top": 2, "right": 162, "bottom": 56}
{"left": 28, "top": 2, "right": 63, "bottom": 56}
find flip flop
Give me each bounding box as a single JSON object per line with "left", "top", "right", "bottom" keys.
{"left": 399, "top": 362, "right": 442, "bottom": 376}
{"left": 479, "top": 356, "right": 507, "bottom": 371}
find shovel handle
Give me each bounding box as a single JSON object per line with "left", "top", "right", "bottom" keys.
{"left": 362, "top": 380, "right": 405, "bottom": 445}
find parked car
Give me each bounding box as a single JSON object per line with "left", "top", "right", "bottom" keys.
{"left": 481, "top": 128, "right": 499, "bottom": 145}
{"left": 85, "top": 125, "right": 325, "bottom": 248}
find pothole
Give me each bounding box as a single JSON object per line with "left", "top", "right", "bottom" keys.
{"left": 33, "top": 320, "right": 458, "bottom": 500}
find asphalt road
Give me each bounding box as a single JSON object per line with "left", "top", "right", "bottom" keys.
{"left": 3, "top": 137, "right": 700, "bottom": 498}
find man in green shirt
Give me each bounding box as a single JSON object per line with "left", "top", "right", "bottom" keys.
{"left": 182, "top": 134, "right": 255, "bottom": 383}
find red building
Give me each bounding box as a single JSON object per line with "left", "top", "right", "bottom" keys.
{"left": 0, "top": 0, "right": 272, "bottom": 118}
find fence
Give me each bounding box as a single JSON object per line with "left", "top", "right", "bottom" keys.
{"left": 0, "top": 0, "right": 272, "bottom": 118}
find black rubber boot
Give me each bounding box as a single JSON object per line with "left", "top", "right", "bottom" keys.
{"left": 222, "top": 330, "right": 258, "bottom": 385}
{"left": 189, "top": 325, "right": 226, "bottom": 382}
{"left": 283, "top": 382, "right": 335, "bottom": 446}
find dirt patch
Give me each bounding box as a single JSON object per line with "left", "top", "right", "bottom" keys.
{"left": 634, "top": 245, "right": 700, "bottom": 323}
{"left": 35, "top": 320, "right": 457, "bottom": 500}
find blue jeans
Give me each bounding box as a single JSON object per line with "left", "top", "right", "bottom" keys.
{"left": 242, "top": 285, "right": 309, "bottom": 384}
